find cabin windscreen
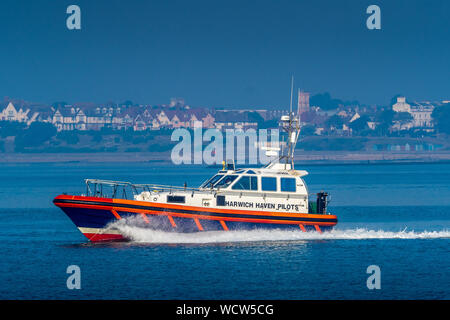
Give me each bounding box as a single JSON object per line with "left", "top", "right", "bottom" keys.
{"left": 200, "top": 174, "right": 224, "bottom": 188}
{"left": 214, "top": 175, "right": 238, "bottom": 188}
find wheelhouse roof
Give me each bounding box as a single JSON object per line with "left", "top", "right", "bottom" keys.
{"left": 216, "top": 168, "right": 308, "bottom": 177}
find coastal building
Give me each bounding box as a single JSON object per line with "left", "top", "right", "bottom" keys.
{"left": 51, "top": 106, "right": 88, "bottom": 131}
{"left": 0, "top": 101, "right": 215, "bottom": 132}
{"left": 314, "top": 127, "right": 325, "bottom": 135}
{"left": 297, "top": 90, "right": 310, "bottom": 116}
{"left": 392, "top": 97, "right": 411, "bottom": 113}
{"left": 392, "top": 97, "right": 434, "bottom": 130}
{"left": 367, "top": 121, "right": 377, "bottom": 130}
{"left": 337, "top": 110, "right": 349, "bottom": 118}
{"left": 214, "top": 110, "right": 258, "bottom": 130}
{"left": 349, "top": 112, "right": 360, "bottom": 123}
{"left": 0, "top": 102, "right": 32, "bottom": 123}
{"left": 409, "top": 102, "right": 434, "bottom": 128}
{"left": 133, "top": 115, "right": 147, "bottom": 131}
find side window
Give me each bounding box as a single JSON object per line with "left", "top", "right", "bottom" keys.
{"left": 167, "top": 195, "right": 185, "bottom": 203}
{"left": 232, "top": 176, "right": 250, "bottom": 190}
{"left": 281, "top": 177, "right": 296, "bottom": 192}
{"left": 232, "top": 176, "right": 258, "bottom": 190}
{"left": 261, "top": 177, "right": 277, "bottom": 192}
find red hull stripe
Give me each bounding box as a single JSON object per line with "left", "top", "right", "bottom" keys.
{"left": 84, "top": 233, "right": 125, "bottom": 242}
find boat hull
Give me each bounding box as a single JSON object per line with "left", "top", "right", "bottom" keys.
{"left": 54, "top": 195, "right": 338, "bottom": 242}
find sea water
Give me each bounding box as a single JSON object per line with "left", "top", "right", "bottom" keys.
{"left": 0, "top": 162, "right": 448, "bottom": 299}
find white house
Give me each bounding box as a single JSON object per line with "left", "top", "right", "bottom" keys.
{"left": 392, "top": 97, "right": 434, "bottom": 129}
{"left": 409, "top": 103, "right": 434, "bottom": 128}
{"left": 0, "top": 102, "right": 30, "bottom": 122}
{"left": 392, "top": 97, "right": 411, "bottom": 113}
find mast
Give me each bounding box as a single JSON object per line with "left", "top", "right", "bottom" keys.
{"left": 265, "top": 76, "right": 301, "bottom": 170}
{"left": 286, "top": 76, "right": 294, "bottom": 168}
{"left": 283, "top": 76, "right": 300, "bottom": 170}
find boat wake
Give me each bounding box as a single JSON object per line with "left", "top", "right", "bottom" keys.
{"left": 109, "top": 219, "right": 450, "bottom": 244}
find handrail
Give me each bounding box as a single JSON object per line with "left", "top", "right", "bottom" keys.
{"left": 84, "top": 178, "right": 215, "bottom": 199}
{"left": 83, "top": 179, "right": 319, "bottom": 201}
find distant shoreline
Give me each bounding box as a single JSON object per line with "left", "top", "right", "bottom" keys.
{"left": 1, "top": 151, "right": 450, "bottom": 165}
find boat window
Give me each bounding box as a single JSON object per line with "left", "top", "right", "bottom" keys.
{"left": 167, "top": 195, "right": 185, "bottom": 203}
{"left": 214, "top": 175, "right": 238, "bottom": 188}
{"left": 216, "top": 195, "right": 226, "bottom": 206}
{"left": 200, "top": 174, "right": 224, "bottom": 188}
{"left": 281, "top": 177, "right": 296, "bottom": 192}
{"left": 232, "top": 176, "right": 258, "bottom": 190}
{"left": 261, "top": 177, "right": 277, "bottom": 192}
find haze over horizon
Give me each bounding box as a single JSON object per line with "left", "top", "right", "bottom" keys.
{"left": 0, "top": 0, "right": 449, "bottom": 108}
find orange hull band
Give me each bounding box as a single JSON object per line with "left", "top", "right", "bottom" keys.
{"left": 54, "top": 195, "right": 338, "bottom": 227}
{"left": 57, "top": 201, "right": 336, "bottom": 226}
{"left": 111, "top": 197, "right": 335, "bottom": 220}
{"left": 194, "top": 218, "right": 203, "bottom": 231}
{"left": 58, "top": 202, "right": 336, "bottom": 226}
{"left": 141, "top": 213, "right": 150, "bottom": 224}
{"left": 111, "top": 209, "right": 121, "bottom": 220}
{"left": 168, "top": 215, "right": 177, "bottom": 228}
{"left": 220, "top": 220, "right": 229, "bottom": 231}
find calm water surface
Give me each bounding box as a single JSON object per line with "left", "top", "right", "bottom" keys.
{"left": 0, "top": 162, "right": 449, "bottom": 299}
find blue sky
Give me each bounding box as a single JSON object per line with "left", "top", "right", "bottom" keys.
{"left": 0, "top": 0, "right": 449, "bottom": 107}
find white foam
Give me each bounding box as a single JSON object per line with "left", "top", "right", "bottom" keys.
{"left": 109, "top": 218, "right": 450, "bottom": 243}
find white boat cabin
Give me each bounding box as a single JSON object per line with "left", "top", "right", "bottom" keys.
{"left": 135, "top": 161, "right": 311, "bottom": 214}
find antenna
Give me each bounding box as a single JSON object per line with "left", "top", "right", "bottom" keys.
{"left": 289, "top": 75, "right": 294, "bottom": 114}
{"left": 286, "top": 76, "right": 294, "bottom": 168}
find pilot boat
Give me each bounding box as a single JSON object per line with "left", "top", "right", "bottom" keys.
{"left": 53, "top": 112, "right": 338, "bottom": 242}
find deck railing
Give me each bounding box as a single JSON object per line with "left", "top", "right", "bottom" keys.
{"left": 84, "top": 179, "right": 215, "bottom": 199}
